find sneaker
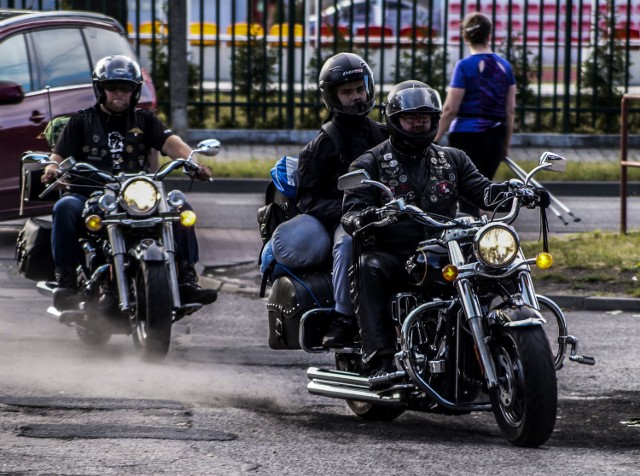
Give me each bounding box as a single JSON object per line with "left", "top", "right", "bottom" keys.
{"left": 177, "top": 262, "right": 217, "bottom": 305}
{"left": 322, "top": 312, "right": 358, "bottom": 348}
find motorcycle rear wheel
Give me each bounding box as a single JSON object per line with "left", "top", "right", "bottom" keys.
{"left": 76, "top": 327, "right": 111, "bottom": 346}
{"left": 131, "top": 262, "right": 172, "bottom": 362}
{"left": 335, "top": 354, "right": 405, "bottom": 422}
{"left": 490, "top": 326, "right": 557, "bottom": 448}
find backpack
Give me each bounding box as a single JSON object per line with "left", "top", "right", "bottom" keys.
{"left": 40, "top": 115, "right": 71, "bottom": 149}
{"left": 256, "top": 155, "right": 299, "bottom": 245}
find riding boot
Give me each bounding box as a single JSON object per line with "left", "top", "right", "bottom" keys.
{"left": 53, "top": 267, "right": 81, "bottom": 310}
{"left": 177, "top": 261, "right": 217, "bottom": 305}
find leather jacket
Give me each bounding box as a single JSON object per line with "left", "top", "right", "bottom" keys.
{"left": 342, "top": 139, "right": 493, "bottom": 253}
{"left": 296, "top": 114, "right": 387, "bottom": 229}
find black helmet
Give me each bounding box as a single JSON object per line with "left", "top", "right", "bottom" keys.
{"left": 318, "top": 53, "right": 375, "bottom": 116}
{"left": 92, "top": 55, "right": 143, "bottom": 108}
{"left": 384, "top": 80, "right": 442, "bottom": 156}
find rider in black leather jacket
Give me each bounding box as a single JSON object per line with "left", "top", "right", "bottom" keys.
{"left": 297, "top": 53, "right": 387, "bottom": 348}
{"left": 341, "top": 80, "right": 498, "bottom": 384}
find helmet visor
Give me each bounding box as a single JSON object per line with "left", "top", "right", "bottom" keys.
{"left": 386, "top": 87, "right": 442, "bottom": 116}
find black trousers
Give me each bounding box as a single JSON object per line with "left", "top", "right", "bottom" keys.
{"left": 449, "top": 123, "right": 507, "bottom": 216}
{"left": 354, "top": 250, "right": 410, "bottom": 357}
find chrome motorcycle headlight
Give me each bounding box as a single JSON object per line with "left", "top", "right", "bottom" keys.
{"left": 167, "top": 189, "right": 186, "bottom": 209}
{"left": 474, "top": 223, "right": 519, "bottom": 268}
{"left": 98, "top": 193, "right": 118, "bottom": 212}
{"left": 120, "top": 178, "right": 159, "bottom": 216}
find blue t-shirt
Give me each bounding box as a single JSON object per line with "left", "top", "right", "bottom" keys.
{"left": 448, "top": 53, "right": 515, "bottom": 133}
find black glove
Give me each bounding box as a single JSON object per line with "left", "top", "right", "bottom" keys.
{"left": 534, "top": 187, "right": 551, "bottom": 209}
{"left": 354, "top": 206, "right": 381, "bottom": 229}
{"left": 484, "top": 182, "right": 511, "bottom": 207}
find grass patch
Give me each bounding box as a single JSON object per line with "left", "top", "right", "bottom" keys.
{"left": 523, "top": 231, "right": 640, "bottom": 296}
{"left": 163, "top": 156, "right": 640, "bottom": 182}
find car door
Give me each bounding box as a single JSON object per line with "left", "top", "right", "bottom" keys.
{"left": 0, "top": 31, "right": 53, "bottom": 219}
{"left": 0, "top": 26, "right": 94, "bottom": 219}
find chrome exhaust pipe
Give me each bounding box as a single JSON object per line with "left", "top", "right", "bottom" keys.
{"left": 306, "top": 367, "right": 405, "bottom": 406}
{"left": 307, "top": 381, "right": 404, "bottom": 405}
{"left": 307, "top": 367, "right": 370, "bottom": 388}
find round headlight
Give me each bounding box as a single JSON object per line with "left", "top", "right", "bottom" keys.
{"left": 167, "top": 189, "right": 186, "bottom": 209}
{"left": 98, "top": 193, "right": 118, "bottom": 212}
{"left": 120, "top": 178, "right": 159, "bottom": 216}
{"left": 474, "top": 224, "right": 519, "bottom": 268}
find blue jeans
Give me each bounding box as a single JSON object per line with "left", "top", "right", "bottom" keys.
{"left": 51, "top": 193, "right": 199, "bottom": 270}
{"left": 332, "top": 224, "right": 353, "bottom": 316}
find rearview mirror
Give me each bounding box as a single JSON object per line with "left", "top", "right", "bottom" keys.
{"left": 0, "top": 80, "right": 24, "bottom": 105}
{"left": 194, "top": 139, "right": 221, "bottom": 157}
{"left": 539, "top": 152, "right": 567, "bottom": 173}
{"left": 338, "top": 169, "right": 370, "bottom": 191}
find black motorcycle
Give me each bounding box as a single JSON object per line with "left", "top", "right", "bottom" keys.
{"left": 17, "top": 139, "right": 220, "bottom": 361}
{"left": 265, "top": 152, "right": 594, "bottom": 448}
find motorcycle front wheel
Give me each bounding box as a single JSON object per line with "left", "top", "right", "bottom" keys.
{"left": 131, "top": 262, "right": 173, "bottom": 362}
{"left": 490, "top": 326, "right": 557, "bottom": 448}
{"left": 335, "top": 353, "right": 405, "bottom": 422}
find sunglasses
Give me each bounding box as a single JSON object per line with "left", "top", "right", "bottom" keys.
{"left": 103, "top": 81, "right": 135, "bottom": 93}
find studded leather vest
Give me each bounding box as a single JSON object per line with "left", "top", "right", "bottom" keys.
{"left": 374, "top": 143, "right": 459, "bottom": 216}
{"left": 77, "top": 108, "right": 150, "bottom": 173}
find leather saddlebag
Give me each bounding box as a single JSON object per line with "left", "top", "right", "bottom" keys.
{"left": 15, "top": 217, "right": 55, "bottom": 281}
{"left": 266, "top": 270, "right": 334, "bottom": 349}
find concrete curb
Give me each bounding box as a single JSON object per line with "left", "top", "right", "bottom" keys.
{"left": 547, "top": 294, "right": 640, "bottom": 312}
{"left": 199, "top": 262, "right": 640, "bottom": 312}
{"left": 168, "top": 178, "right": 640, "bottom": 197}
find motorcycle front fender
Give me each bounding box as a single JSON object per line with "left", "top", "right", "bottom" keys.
{"left": 130, "top": 240, "right": 168, "bottom": 263}
{"left": 487, "top": 303, "right": 545, "bottom": 328}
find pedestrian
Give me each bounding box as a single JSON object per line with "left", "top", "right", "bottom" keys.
{"left": 434, "top": 11, "right": 516, "bottom": 217}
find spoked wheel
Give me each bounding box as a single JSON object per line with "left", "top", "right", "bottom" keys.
{"left": 335, "top": 353, "right": 405, "bottom": 422}
{"left": 131, "top": 262, "right": 173, "bottom": 362}
{"left": 536, "top": 294, "right": 569, "bottom": 370}
{"left": 490, "top": 327, "right": 557, "bottom": 447}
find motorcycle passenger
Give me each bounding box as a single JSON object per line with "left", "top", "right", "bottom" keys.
{"left": 41, "top": 55, "right": 217, "bottom": 310}
{"left": 341, "top": 80, "right": 526, "bottom": 385}
{"left": 297, "top": 52, "right": 387, "bottom": 348}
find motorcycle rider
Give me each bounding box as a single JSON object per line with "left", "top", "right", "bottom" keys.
{"left": 341, "top": 80, "right": 549, "bottom": 386}
{"left": 41, "top": 55, "right": 217, "bottom": 310}
{"left": 297, "top": 52, "right": 387, "bottom": 348}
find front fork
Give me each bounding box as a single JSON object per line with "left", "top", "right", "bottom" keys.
{"left": 107, "top": 221, "right": 181, "bottom": 312}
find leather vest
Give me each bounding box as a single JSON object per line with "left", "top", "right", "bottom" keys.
{"left": 78, "top": 109, "right": 150, "bottom": 173}
{"left": 374, "top": 143, "right": 459, "bottom": 214}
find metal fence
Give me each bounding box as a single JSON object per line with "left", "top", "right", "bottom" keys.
{"left": 6, "top": 0, "right": 640, "bottom": 133}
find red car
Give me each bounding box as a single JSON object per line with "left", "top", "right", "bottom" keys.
{"left": 0, "top": 9, "right": 156, "bottom": 220}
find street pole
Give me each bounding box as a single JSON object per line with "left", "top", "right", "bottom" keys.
{"left": 169, "top": 0, "right": 189, "bottom": 139}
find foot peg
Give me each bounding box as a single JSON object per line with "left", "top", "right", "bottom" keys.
{"left": 564, "top": 335, "right": 596, "bottom": 366}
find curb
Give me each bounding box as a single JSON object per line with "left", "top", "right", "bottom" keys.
{"left": 547, "top": 294, "right": 640, "bottom": 312}
{"left": 168, "top": 178, "right": 640, "bottom": 197}
{"left": 199, "top": 263, "right": 640, "bottom": 312}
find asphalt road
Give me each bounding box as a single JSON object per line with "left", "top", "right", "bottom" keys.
{"left": 1, "top": 196, "right": 640, "bottom": 474}
{"left": 0, "top": 258, "right": 639, "bottom": 474}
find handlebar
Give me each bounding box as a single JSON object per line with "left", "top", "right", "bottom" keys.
{"left": 359, "top": 182, "right": 543, "bottom": 233}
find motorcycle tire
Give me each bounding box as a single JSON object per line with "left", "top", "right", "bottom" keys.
{"left": 76, "top": 327, "right": 111, "bottom": 346}
{"left": 131, "top": 261, "right": 173, "bottom": 362}
{"left": 489, "top": 326, "right": 557, "bottom": 448}
{"left": 335, "top": 353, "right": 405, "bottom": 422}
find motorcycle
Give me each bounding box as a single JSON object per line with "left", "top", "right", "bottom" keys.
{"left": 266, "top": 151, "right": 595, "bottom": 448}
{"left": 19, "top": 139, "right": 221, "bottom": 362}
